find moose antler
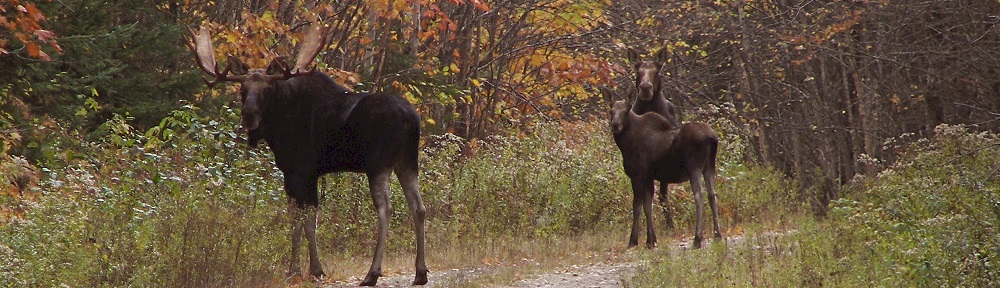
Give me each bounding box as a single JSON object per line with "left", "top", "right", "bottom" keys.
{"left": 260, "top": 23, "right": 327, "bottom": 81}
{"left": 187, "top": 26, "right": 246, "bottom": 87}
{"left": 293, "top": 24, "right": 326, "bottom": 73}
{"left": 189, "top": 24, "right": 326, "bottom": 84}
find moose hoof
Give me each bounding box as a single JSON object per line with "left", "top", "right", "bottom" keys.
{"left": 413, "top": 269, "right": 429, "bottom": 285}
{"left": 360, "top": 271, "right": 381, "bottom": 286}
{"left": 693, "top": 235, "right": 704, "bottom": 249}
{"left": 308, "top": 270, "right": 325, "bottom": 281}
{"left": 627, "top": 237, "right": 639, "bottom": 248}
{"left": 645, "top": 242, "right": 657, "bottom": 249}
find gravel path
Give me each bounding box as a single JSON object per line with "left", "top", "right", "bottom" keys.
{"left": 318, "top": 231, "right": 790, "bottom": 287}
{"left": 318, "top": 259, "right": 640, "bottom": 288}
{"left": 504, "top": 261, "right": 639, "bottom": 288}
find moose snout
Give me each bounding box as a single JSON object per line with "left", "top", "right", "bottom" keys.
{"left": 637, "top": 85, "right": 654, "bottom": 100}
{"left": 240, "top": 114, "right": 260, "bottom": 132}
{"left": 240, "top": 106, "right": 261, "bottom": 132}
{"left": 240, "top": 93, "right": 263, "bottom": 132}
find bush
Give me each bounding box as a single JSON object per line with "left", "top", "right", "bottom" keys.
{"left": 1, "top": 105, "right": 286, "bottom": 287}
{"left": 2, "top": 99, "right": 797, "bottom": 286}
{"left": 829, "top": 124, "right": 1000, "bottom": 286}
{"left": 632, "top": 124, "right": 1000, "bottom": 287}
{"left": 1, "top": 108, "right": 637, "bottom": 286}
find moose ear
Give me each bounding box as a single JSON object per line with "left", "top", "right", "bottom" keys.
{"left": 266, "top": 57, "right": 290, "bottom": 76}
{"left": 654, "top": 47, "right": 671, "bottom": 65}
{"left": 227, "top": 56, "right": 249, "bottom": 75}
{"left": 599, "top": 86, "right": 619, "bottom": 107}
{"left": 626, "top": 48, "right": 641, "bottom": 65}
{"left": 623, "top": 85, "right": 638, "bottom": 105}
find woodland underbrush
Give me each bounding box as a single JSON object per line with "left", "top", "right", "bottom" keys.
{"left": 632, "top": 124, "right": 1000, "bottom": 287}
{"left": 2, "top": 104, "right": 790, "bottom": 286}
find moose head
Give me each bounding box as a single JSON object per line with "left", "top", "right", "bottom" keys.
{"left": 626, "top": 47, "right": 670, "bottom": 101}
{"left": 187, "top": 25, "right": 326, "bottom": 133}
{"left": 599, "top": 86, "right": 634, "bottom": 135}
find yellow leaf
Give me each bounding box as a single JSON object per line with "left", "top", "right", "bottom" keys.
{"left": 449, "top": 63, "right": 460, "bottom": 72}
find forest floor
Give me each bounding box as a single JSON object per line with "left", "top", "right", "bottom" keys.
{"left": 320, "top": 249, "right": 644, "bottom": 288}
{"left": 314, "top": 229, "right": 736, "bottom": 288}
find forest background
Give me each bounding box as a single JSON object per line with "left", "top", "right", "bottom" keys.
{"left": 2, "top": 0, "right": 999, "bottom": 286}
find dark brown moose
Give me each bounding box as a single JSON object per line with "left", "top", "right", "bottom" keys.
{"left": 625, "top": 48, "right": 685, "bottom": 228}
{"left": 188, "top": 25, "right": 427, "bottom": 286}
{"left": 626, "top": 47, "right": 680, "bottom": 128}
{"left": 601, "top": 88, "right": 722, "bottom": 249}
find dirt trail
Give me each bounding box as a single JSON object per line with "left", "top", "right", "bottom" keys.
{"left": 320, "top": 242, "right": 679, "bottom": 287}
{"left": 319, "top": 232, "right": 784, "bottom": 287}
{"left": 503, "top": 261, "right": 639, "bottom": 288}
{"left": 322, "top": 260, "right": 642, "bottom": 288}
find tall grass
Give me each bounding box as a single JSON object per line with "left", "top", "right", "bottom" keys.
{"left": 632, "top": 124, "right": 1000, "bottom": 287}
{"left": 2, "top": 107, "right": 288, "bottom": 287}
{"left": 1, "top": 103, "right": 786, "bottom": 286}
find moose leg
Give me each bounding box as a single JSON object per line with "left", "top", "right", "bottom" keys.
{"left": 362, "top": 172, "right": 393, "bottom": 286}
{"left": 304, "top": 204, "right": 324, "bottom": 278}
{"left": 628, "top": 179, "right": 645, "bottom": 247}
{"left": 396, "top": 167, "right": 429, "bottom": 285}
{"left": 287, "top": 199, "right": 305, "bottom": 277}
{"left": 658, "top": 181, "right": 674, "bottom": 229}
{"left": 291, "top": 177, "right": 325, "bottom": 279}
{"left": 705, "top": 171, "right": 723, "bottom": 239}
{"left": 642, "top": 185, "right": 657, "bottom": 248}
{"left": 690, "top": 171, "right": 706, "bottom": 249}
{"left": 628, "top": 178, "right": 655, "bottom": 247}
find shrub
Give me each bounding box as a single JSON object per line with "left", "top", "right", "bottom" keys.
{"left": 2, "top": 100, "right": 800, "bottom": 286}
{"left": 1, "top": 105, "right": 286, "bottom": 287}
{"left": 1, "top": 108, "right": 636, "bottom": 286}
{"left": 829, "top": 124, "right": 1000, "bottom": 286}
{"left": 632, "top": 124, "right": 1000, "bottom": 287}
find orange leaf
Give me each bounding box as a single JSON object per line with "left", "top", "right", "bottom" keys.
{"left": 26, "top": 3, "right": 45, "bottom": 22}
{"left": 49, "top": 41, "right": 62, "bottom": 53}
{"left": 25, "top": 41, "right": 39, "bottom": 57}
{"left": 470, "top": 0, "right": 490, "bottom": 11}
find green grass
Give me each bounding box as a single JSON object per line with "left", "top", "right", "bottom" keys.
{"left": 0, "top": 103, "right": 857, "bottom": 287}
{"left": 630, "top": 124, "right": 1000, "bottom": 287}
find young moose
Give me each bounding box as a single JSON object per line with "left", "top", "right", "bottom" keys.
{"left": 602, "top": 88, "right": 722, "bottom": 249}
{"left": 188, "top": 25, "right": 427, "bottom": 286}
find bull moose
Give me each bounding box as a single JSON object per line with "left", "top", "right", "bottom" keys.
{"left": 188, "top": 24, "right": 427, "bottom": 286}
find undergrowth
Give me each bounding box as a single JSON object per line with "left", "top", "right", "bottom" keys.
{"left": 632, "top": 124, "right": 1000, "bottom": 287}
{"left": 1, "top": 103, "right": 780, "bottom": 286}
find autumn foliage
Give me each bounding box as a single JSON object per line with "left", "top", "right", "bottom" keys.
{"left": 0, "top": 0, "right": 60, "bottom": 59}
{"left": 2, "top": 1, "right": 1000, "bottom": 286}
{"left": 180, "top": 0, "right": 621, "bottom": 137}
